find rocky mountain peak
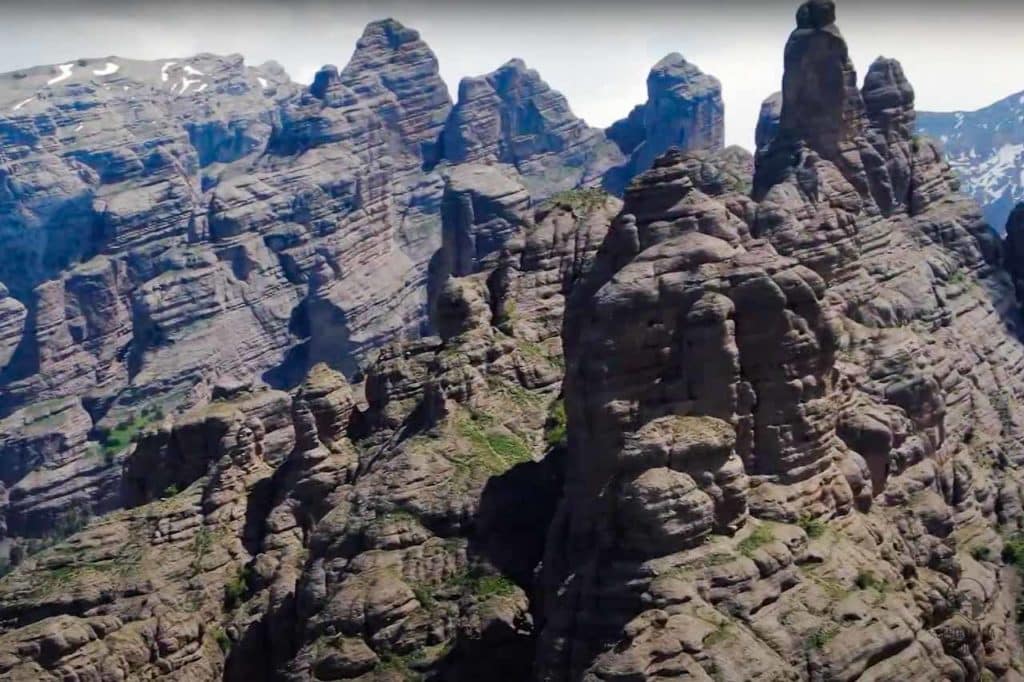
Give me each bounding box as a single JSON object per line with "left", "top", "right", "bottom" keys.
{"left": 755, "top": 1, "right": 929, "bottom": 217}
{"left": 778, "top": 0, "right": 863, "bottom": 161}
{"left": 340, "top": 16, "right": 452, "bottom": 157}
{"left": 308, "top": 64, "right": 348, "bottom": 103}
{"left": 862, "top": 56, "right": 915, "bottom": 140}
{"left": 437, "top": 57, "right": 624, "bottom": 197}
{"left": 604, "top": 53, "right": 724, "bottom": 193}
{"left": 795, "top": 0, "right": 836, "bottom": 28}
{"left": 647, "top": 52, "right": 717, "bottom": 93}
{"left": 357, "top": 17, "right": 423, "bottom": 49}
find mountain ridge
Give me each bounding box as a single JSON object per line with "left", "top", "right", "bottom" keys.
{"left": 3, "top": 2, "right": 1024, "bottom": 680}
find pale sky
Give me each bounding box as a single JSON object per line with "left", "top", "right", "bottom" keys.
{"left": 1, "top": 1, "right": 1022, "bottom": 151}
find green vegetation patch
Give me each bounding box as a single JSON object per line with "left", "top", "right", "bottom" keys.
{"left": 99, "top": 405, "right": 164, "bottom": 459}
{"left": 211, "top": 626, "right": 231, "bottom": 653}
{"left": 1004, "top": 533, "right": 1024, "bottom": 570}
{"left": 972, "top": 545, "right": 994, "bottom": 562}
{"left": 798, "top": 515, "right": 827, "bottom": 539}
{"left": 440, "top": 567, "right": 520, "bottom": 602}
{"left": 453, "top": 411, "right": 532, "bottom": 475}
{"left": 805, "top": 625, "right": 839, "bottom": 651}
{"left": 854, "top": 570, "right": 886, "bottom": 592}
{"left": 191, "top": 526, "right": 214, "bottom": 573}
{"left": 737, "top": 524, "right": 776, "bottom": 556}
{"left": 224, "top": 565, "right": 250, "bottom": 610}
{"left": 547, "top": 187, "right": 610, "bottom": 215}
{"left": 703, "top": 621, "right": 734, "bottom": 647}
{"left": 544, "top": 398, "right": 568, "bottom": 449}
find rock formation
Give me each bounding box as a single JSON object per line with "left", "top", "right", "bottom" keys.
{"left": 605, "top": 53, "right": 725, "bottom": 193}
{"left": 0, "top": 175, "right": 613, "bottom": 680}
{"left": 0, "top": 18, "right": 676, "bottom": 560}
{"left": 538, "top": 1, "right": 1024, "bottom": 679}
{"left": 4, "top": 2, "right": 1024, "bottom": 681}
{"left": 435, "top": 59, "right": 624, "bottom": 198}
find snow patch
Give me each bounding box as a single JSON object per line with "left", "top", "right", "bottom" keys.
{"left": 75, "top": 124, "right": 83, "bottom": 132}
{"left": 196, "top": 82, "right": 208, "bottom": 93}
{"left": 257, "top": 76, "right": 268, "bottom": 89}
{"left": 47, "top": 63, "right": 74, "bottom": 85}
{"left": 12, "top": 97, "right": 34, "bottom": 111}
{"left": 93, "top": 62, "right": 119, "bottom": 76}
{"left": 183, "top": 65, "right": 204, "bottom": 77}
{"left": 995, "top": 143, "right": 1024, "bottom": 166}
{"left": 161, "top": 62, "right": 177, "bottom": 82}
{"left": 178, "top": 77, "right": 202, "bottom": 95}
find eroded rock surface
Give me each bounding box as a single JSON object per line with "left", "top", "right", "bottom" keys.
{"left": 605, "top": 53, "right": 725, "bottom": 193}
{"left": 0, "top": 176, "right": 610, "bottom": 680}
{"left": 5, "top": 3, "right": 1024, "bottom": 682}
{"left": 436, "top": 59, "right": 624, "bottom": 198}
{"left": 538, "top": 2, "right": 1024, "bottom": 680}
{"left": 0, "top": 18, "right": 686, "bottom": 558}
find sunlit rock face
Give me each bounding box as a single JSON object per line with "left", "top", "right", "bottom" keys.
{"left": 537, "top": 1, "right": 1024, "bottom": 679}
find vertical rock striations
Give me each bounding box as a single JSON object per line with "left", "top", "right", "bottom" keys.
{"left": 436, "top": 59, "right": 625, "bottom": 198}
{"left": 605, "top": 53, "right": 725, "bottom": 193}
{"left": 539, "top": 1, "right": 1024, "bottom": 680}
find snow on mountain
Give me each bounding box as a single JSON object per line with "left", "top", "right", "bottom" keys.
{"left": 919, "top": 89, "right": 1024, "bottom": 233}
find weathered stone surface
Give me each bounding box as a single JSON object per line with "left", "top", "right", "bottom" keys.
{"left": 605, "top": 53, "right": 725, "bottom": 193}
{"left": 755, "top": 91, "right": 782, "bottom": 151}
{"left": 436, "top": 58, "right": 625, "bottom": 198}
{"left": 537, "top": 2, "right": 1024, "bottom": 680}
{"left": 435, "top": 163, "right": 532, "bottom": 282}
{"left": 6, "top": 4, "right": 1024, "bottom": 682}
{"left": 0, "top": 171, "right": 611, "bottom": 680}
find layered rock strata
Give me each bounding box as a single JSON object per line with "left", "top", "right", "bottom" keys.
{"left": 605, "top": 53, "right": 725, "bottom": 193}
{"left": 538, "top": 2, "right": 1024, "bottom": 680}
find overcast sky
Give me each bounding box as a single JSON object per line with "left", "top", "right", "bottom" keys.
{"left": 2, "top": 1, "right": 1022, "bottom": 150}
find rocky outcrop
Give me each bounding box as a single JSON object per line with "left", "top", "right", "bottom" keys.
{"left": 755, "top": 91, "right": 782, "bottom": 151}
{"left": 0, "top": 170, "right": 612, "bottom": 679}
{"left": 8, "top": 4, "right": 1024, "bottom": 681}
{"left": 538, "top": 1, "right": 1024, "bottom": 680}
{"left": 2, "top": 18, "right": 726, "bottom": 556}
{"left": 0, "top": 22, "right": 436, "bottom": 552}
{"left": 605, "top": 54, "right": 725, "bottom": 193}
{"left": 436, "top": 59, "right": 625, "bottom": 198}
{"left": 0, "top": 285, "right": 25, "bottom": 371}
{"left": 436, "top": 163, "right": 532, "bottom": 281}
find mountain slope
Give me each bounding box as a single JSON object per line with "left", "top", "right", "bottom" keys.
{"left": 918, "top": 90, "right": 1024, "bottom": 232}
{"left": 0, "top": 22, "right": 725, "bottom": 560}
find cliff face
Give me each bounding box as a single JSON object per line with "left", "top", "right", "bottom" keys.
{"left": 0, "top": 175, "right": 618, "bottom": 680}
{"left": 539, "top": 1, "right": 1024, "bottom": 679}
{"left": 605, "top": 53, "right": 725, "bottom": 194}
{"left": 435, "top": 59, "right": 625, "bottom": 199}
{"left": 0, "top": 21, "right": 721, "bottom": 558}
{"left": 4, "top": 2, "right": 1024, "bottom": 681}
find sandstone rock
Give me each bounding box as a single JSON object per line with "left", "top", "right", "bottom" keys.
{"left": 538, "top": 2, "right": 1024, "bottom": 679}
{"left": 755, "top": 91, "right": 782, "bottom": 151}
{"left": 437, "top": 58, "right": 624, "bottom": 198}
{"left": 605, "top": 53, "right": 725, "bottom": 193}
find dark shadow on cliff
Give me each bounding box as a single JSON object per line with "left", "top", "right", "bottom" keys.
{"left": 432, "top": 445, "right": 566, "bottom": 681}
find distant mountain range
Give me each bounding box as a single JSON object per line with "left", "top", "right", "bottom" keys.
{"left": 919, "top": 90, "right": 1024, "bottom": 232}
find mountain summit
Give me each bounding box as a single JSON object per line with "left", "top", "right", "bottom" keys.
{"left": 2, "top": 2, "right": 1024, "bottom": 681}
